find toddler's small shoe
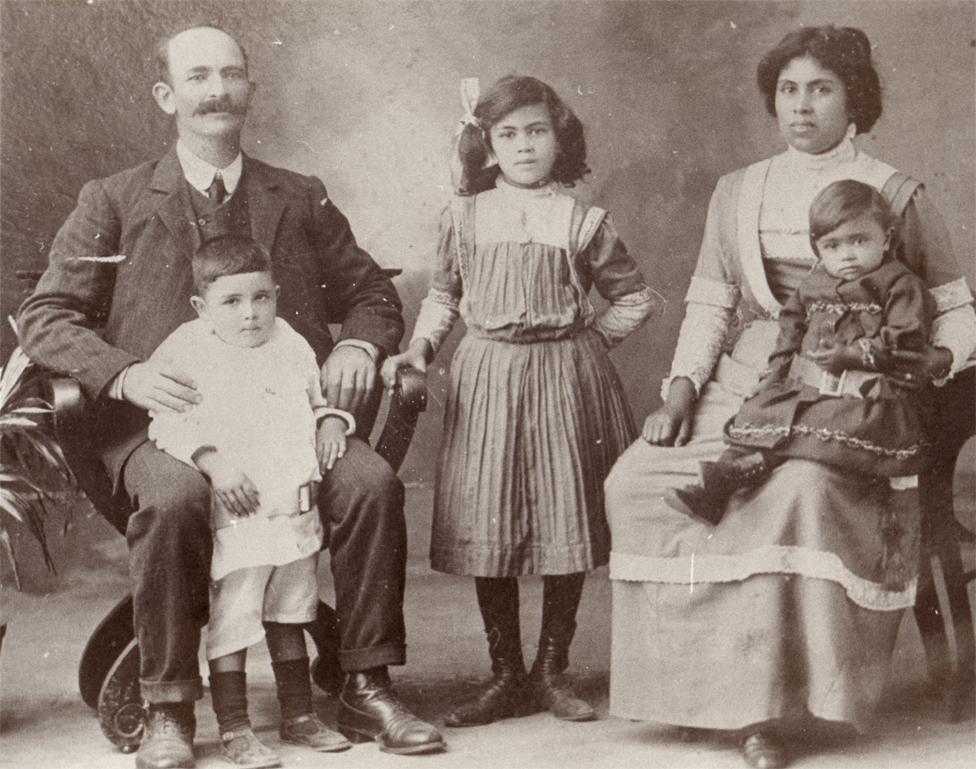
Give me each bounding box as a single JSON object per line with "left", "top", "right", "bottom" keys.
{"left": 219, "top": 727, "right": 281, "bottom": 769}
{"left": 280, "top": 713, "right": 352, "bottom": 752}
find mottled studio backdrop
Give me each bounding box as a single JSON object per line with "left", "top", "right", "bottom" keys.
{"left": 1, "top": 0, "right": 973, "bottom": 483}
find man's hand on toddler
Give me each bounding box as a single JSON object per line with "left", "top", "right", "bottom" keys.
{"left": 122, "top": 360, "right": 201, "bottom": 412}
{"left": 322, "top": 345, "right": 376, "bottom": 416}
{"left": 194, "top": 450, "right": 260, "bottom": 516}
{"left": 317, "top": 416, "right": 348, "bottom": 471}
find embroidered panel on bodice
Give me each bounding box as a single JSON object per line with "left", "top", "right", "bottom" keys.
{"left": 474, "top": 181, "right": 575, "bottom": 250}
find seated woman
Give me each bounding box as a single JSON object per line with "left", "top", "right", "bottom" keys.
{"left": 605, "top": 25, "right": 976, "bottom": 769}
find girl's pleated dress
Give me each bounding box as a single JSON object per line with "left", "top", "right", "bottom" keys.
{"left": 421, "top": 180, "right": 652, "bottom": 577}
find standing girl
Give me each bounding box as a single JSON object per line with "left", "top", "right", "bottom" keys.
{"left": 383, "top": 75, "right": 658, "bottom": 725}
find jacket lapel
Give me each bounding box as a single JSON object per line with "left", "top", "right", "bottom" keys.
{"left": 243, "top": 155, "right": 285, "bottom": 251}
{"left": 150, "top": 148, "right": 202, "bottom": 258}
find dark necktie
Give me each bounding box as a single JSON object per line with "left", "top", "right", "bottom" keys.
{"left": 208, "top": 172, "right": 227, "bottom": 205}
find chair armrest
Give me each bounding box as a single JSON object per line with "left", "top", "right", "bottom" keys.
{"left": 39, "top": 365, "right": 426, "bottom": 512}
{"left": 40, "top": 375, "right": 129, "bottom": 533}
{"left": 44, "top": 376, "right": 86, "bottom": 442}
{"left": 375, "top": 366, "right": 427, "bottom": 473}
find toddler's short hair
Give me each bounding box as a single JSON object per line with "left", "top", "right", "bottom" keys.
{"left": 809, "top": 179, "right": 896, "bottom": 253}
{"left": 192, "top": 235, "right": 273, "bottom": 294}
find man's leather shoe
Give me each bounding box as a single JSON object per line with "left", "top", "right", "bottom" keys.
{"left": 337, "top": 668, "right": 445, "bottom": 754}
{"left": 135, "top": 704, "right": 195, "bottom": 769}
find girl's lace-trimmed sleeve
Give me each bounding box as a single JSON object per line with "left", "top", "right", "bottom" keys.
{"left": 410, "top": 206, "right": 462, "bottom": 356}
{"left": 581, "top": 215, "right": 663, "bottom": 347}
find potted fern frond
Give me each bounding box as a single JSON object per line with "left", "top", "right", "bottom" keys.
{"left": 1, "top": 324, "right": 78, "bottom": 619}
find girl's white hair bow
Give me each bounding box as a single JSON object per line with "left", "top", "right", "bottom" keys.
{"left": 458, "top": 77, "right": 481, "bottom": 131}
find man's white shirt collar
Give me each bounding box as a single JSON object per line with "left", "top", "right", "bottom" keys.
{"left": 176, "top": 141, "right": 243, "bottom": 197}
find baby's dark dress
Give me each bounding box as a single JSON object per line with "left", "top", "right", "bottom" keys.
{"left": 726, "top": 258, "right": 934, "bottom": 477}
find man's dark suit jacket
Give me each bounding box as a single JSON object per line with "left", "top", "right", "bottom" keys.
{"left": 18, "top": 148, "right": 404, "bottom": 484}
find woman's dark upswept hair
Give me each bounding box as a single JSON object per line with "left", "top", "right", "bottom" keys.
{"left": 757, "top": 25, "right": 882, "bottom": 134}
{"left": 809, "top": 179, "right": 897, "bottom": 253}
{"left": 456, "top": 75, "right": 589, "bottom": 195}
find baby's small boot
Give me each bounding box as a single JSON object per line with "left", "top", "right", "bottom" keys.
{"left": 670, "top": 483, "right": 727, "bottom": 525}
{"left": 211, "top": 671, "right": 280, "bottom": 769}
{"left": 699, "top": 452, "right": 771, "bottom": 495}
{"left": 273, "top": 658, "right": 351, "bottom": 752}
{"left": 672, "top": 453, "right": 771, "bottom": 525}
{"left": 219, "top": 728, "right": 281, "bottom": 769}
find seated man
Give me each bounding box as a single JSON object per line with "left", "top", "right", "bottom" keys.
{"left": 17, "top": 23, "right": 444, "bottom": 769}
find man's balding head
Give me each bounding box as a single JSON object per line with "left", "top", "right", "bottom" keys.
{"left": 154, "top": 24, "right": 248, "bottom": 86}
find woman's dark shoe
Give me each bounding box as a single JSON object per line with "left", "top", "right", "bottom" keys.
{"left": 528, "top": 636, "right": 595, "bottom": 722}
{"left": 135, "top": 703, "right": 196, "bottom": 769}
{"left": 741, "top": 730, "right": 789, "bottom": 769}
{"left": 336, "top": 668, "right": 446, "bottom": 754}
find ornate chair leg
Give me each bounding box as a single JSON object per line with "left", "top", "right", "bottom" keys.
{"left": 97, "top": 639, "right": 145, "bottom": 753}
{"left": 79, "top": 595, "right": 134, "bottom": 709}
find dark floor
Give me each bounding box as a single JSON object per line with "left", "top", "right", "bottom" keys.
{"left": 1, "top": 476, "right": 974, "bottom": 769}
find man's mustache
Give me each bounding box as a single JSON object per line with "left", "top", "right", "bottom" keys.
{"left": 194, "top": 97, "right": 246, "bottom": 116}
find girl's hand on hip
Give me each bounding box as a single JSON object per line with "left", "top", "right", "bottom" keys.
{"left": 317, "top": 416, "right": 348, "bottom": 471}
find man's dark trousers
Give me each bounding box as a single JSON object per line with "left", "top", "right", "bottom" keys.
{"left": 123, "top": 437, "right": 406, "bottom": 702}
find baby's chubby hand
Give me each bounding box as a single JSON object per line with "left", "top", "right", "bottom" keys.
{"left": 317, "top": 416, "right": 348, "bottom": 471}
{"left": 807, "top": 342, "right": 860, "bottom": 374}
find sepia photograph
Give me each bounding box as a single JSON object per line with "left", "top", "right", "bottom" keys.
{"left": 0, "top": 1, "right": 973, "bottom": 768}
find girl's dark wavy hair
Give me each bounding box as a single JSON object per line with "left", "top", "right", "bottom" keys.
{"left": 456, "top": 75, "right": 589, "bottom": 195}
{"left": 757, "top": 25, "right": 882, "bottom": 135}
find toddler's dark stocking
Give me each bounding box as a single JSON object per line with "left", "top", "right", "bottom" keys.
{"left": 209, "top": 669, "right": 250, "bottom": 734}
